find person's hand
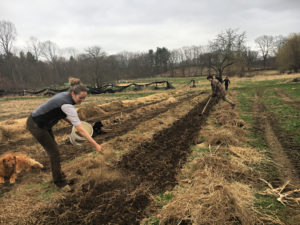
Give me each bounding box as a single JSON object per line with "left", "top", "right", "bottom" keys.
{"left": 95, "top": 144, "right": 103, "bottom": 154}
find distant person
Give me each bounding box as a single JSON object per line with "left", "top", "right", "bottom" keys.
{"left": 26, "top": 78, "right": 103, "bottom": 188}
{"left": 207, "top": 75, "right": 235, "bottom": 108}
{"left": 224, "top": 76, "right": 231, "bottom": 91}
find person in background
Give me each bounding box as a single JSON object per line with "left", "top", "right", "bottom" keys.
{"left": 224, "top": 76, "right": 231, "bottom": 91}
{"left": 26, "top": 78, "right": 103, "bottom": 188}
{"left": 207, "top": 75, "right": 235, "bottom": 108}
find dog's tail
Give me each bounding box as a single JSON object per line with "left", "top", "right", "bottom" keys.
{"left": 27, "top": 158, "right": 44, "bottom": 169}
{"left": 15, "top": 154, "right": 44, "bottom": 173}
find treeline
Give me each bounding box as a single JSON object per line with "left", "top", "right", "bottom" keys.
{"left": 0, "top": 20, "right": 299, "bottom": 90}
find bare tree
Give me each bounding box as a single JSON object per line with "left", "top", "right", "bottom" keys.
{"left": 273, "top": 35, "right": 286, "bottom": 55}
{"left": 85, "top": 46, "right": 106, "bottom": 87}
{"left": 191, "top": 45, "right": 205, "bottom": 76}
{"left": 27, "top": 36, "right": 42, "bottom": 60}
{"left": 0, "top": 20, "right": 17, "bottom": 56}
{"left": 40, "top": 40, "right": 66, "bottom": 84}
{"left": 40, "top": 40, "right": 59, "bottom": 62}
{"left": 65, "top": 47, "right": 78, "bottom": 59}
{"left": 208, "top": 28, "right": 246, "bottom": 79}
{"left": 255, "top": 35, "right": 276, "bottom": 69}
{"left": 183, "top": 46, "right": 194, "bottom": 75}
{"left": 244, "top": 47, "right": 258, "bottom": 71}
{"left": 168, "top": 49, "right": 180, "bottom": 77}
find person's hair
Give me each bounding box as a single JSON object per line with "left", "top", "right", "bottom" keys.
{"left": 68, "top": 77, "right": 88, "bottom": 94}
{"left": 207, "top": 75, "right": 213, "bottom": 79}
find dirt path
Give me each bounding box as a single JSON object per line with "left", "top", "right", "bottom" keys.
{"left": 253, "top": 93, "right": 300, "bottom": 185}
{"left": 274, "top": 88, "right": 300, "bottom": 110}
{"left": 26, "top": 96, "right": 216, "bottom": 225}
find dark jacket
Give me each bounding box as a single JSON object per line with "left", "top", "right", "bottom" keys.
{"left": 31, "top": 92, "right": 75, "bottom": 129}
{"left": 224, "top": 78, "right": 230, "bottom": 86}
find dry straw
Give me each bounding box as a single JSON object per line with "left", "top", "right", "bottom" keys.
{"left": 0, "top": 125, "right": 12, "bottom": 142}
{"left": 154, "top": 96, "right": 265, "bottom": 224}
{"left": 159, "top": 166, "right": 258, "bottom": 225}
{"left": 227, "top": 146, "right": 263, "bottom": 166}
{"left": 206, "top": 127, "right": 244, "bottom": 146}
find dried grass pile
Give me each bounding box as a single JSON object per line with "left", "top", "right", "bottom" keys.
{"left": 214, "top": 107, "right": 246, "bottom": 128}
{"left": 165, "top": 97, "right": 176, "bottom": 104}
{"left": 206, "top": 105, "right": 248, "bottom": 146}
{"left": 159, "top": 165, "right": 258, "bottom": 225}
{"left": 0, "top": 125, "right": 12, "bottom": 142}
{"left": 77, "top": 105, "right": 107, "bottom": 121}
{"left": 228, "top": 146, "right": 263, "bottom": 166}
{"left": 207, "top": 128, "right": 243, "bottom": 146}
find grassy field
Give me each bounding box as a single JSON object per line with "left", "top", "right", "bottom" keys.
{"left": 235, "top": 75, "right": 300, "bottom": 224}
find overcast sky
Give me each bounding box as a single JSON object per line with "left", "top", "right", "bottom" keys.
{"left": 1, "top": 0, "right": 300, "bottom": 55}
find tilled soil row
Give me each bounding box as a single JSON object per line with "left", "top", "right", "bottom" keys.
{"left": 0, "top": 93, "right": 202, "bottom": 154}
{"left": 0, "top": 92, "right": 201, "bottom": 197}
{"left": 50, "top": 92, "right": 201, "bottom": 166}
{"left": 31, "top": 96, "right": 216, "bottom": 225}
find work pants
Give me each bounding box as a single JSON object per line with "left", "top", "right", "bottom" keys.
{"left": 26, "top": 115, "right": 63, "bottom": 183}
{"left": 222, "top": 96, "right": 235, "bottom": 106}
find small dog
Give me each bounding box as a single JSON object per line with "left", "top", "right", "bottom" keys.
{"left": 0, "top": 153, "right": 44, "bottom": 184}
{"left": 92, "top": 120, "right": 106, "bottom": 137}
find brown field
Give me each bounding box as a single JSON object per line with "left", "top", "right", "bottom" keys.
{"left": 0, "top": 74, "right": 299, "bottom": 225}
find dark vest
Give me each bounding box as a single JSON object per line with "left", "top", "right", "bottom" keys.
{"left": 32, "top": 92, "right": 75, "bottom": 129}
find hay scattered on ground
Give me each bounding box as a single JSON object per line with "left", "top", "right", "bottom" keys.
{"left": 147, "top": 95, "right": 265, "bottom": 225}
{"left": 0, "top": 125, "right": 12, "bottom": 142}
{"left": 228, "top": 146, "right": 263, "bottom": 166}
{"left": 159, "top": 166, "right": 258, "bottom": 225}
{"left": 207, "top": 128, "right": 244, "bottom": 146}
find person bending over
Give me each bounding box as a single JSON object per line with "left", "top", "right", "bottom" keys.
{"left": 207, "top": 75, "right": 235, "bottom": 108}
{"left": 26, "top": 77, "right": 103, "bottom": 187}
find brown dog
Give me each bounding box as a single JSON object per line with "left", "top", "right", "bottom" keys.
{"left": 0, "top": 153, "right": 43, "bottom": 184}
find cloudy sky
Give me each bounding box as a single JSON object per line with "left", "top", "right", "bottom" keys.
{"left": 1, "top": 0, "right": 299, "bottom": 55}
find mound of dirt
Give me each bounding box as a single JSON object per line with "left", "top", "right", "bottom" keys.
{"left": 99, "top": 101, "right": 124, "bottom": 112}
{"left": 77, "top": 105, "right": 107, "bottom": 121}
